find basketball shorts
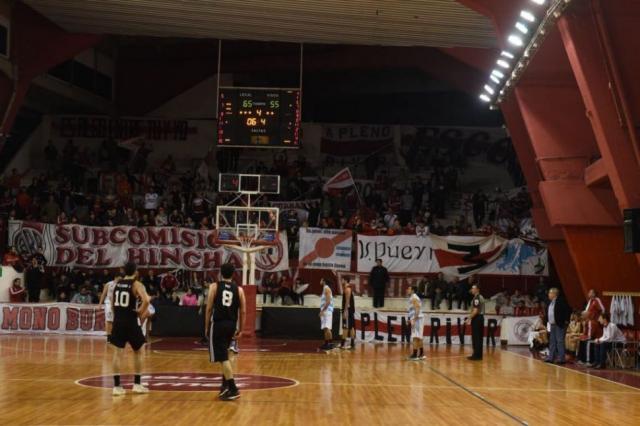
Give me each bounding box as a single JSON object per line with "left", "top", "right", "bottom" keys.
{"left": 411, "top": 317, "right": 425, "bottom": 339}
{"left": 342, "top": 312, "right": 355, "bottom": 330}
{"left": 111, "top": 321, "right": 146, "bottom": 351}
{"left": 104, "top": 303, "right": 113, "bottom": 323}
{"left": 320, "top": 311, "right": 333, "bottom": 330}
{"left": 209, "top": 320, "right": 236, "bottom": 363}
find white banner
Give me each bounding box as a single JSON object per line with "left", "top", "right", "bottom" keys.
{"left": 8, "top": 221, "right": 288, "bottom": 272}
{"left": 357, "top": 234, "right": 547, "bottom": 278}
{"left": 357, "top": 234, "right": 433, "bottom": 273}
{"left": 0, "top": 303, "right": 106, "bottom": 335}
{"left": 354, "top": 311, "right": 503, "bottom": 345}
{"left": 299, "top": 228, "right": 352, "bottom": 271}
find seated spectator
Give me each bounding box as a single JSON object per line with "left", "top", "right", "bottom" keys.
{"left": 2, "top": 246, "right": 21, "bottom": 268}
{"left": 57, "top": 290, "right": 70, "bottom": 303}
{"left": 417, "top": 275, "right": 429, "bottom": 299}
{"left": 9, "top": 278, "right": 26, "bottom": 303}
{"left": 71, "top": 286, "right": 93, "bottom": 304}
{"left": 565, "top": 312, "right": 583, "bottom": 356}
{"left": 577, "top": 312, "right": 603, "bottom": 365}
{"left": 415, "top": 221, "right": 429, "bottom": 237}
{"left": 292, "top": 277, "right": 307, "bottom": 305}
{"left": 527, "top": 311, "right": 548, "bottom": 351}
{"left": 261, "top": 273, "right": 278, "bottom": 304}
{"left": 431, "top": 272, "right": 446, "bottom": 310}
{"left": 592, "top": 312, "right": 625, "bottom": 369}
{"left": 510, "top": 289, "right": 525, "bottom": 307}
{"left": 454, "top": 277, "right": 470, "bottom": 310}
{"left": 277, "top": 276, "right": 293, "bottom": 305}
{"left": 443, "top": 277, "right": 456, "bottom": 310}
{"left": 155, "top": 206, "right": 169, "bottom": 226}
{"left": 181, "top": 288, "right": 198, "bottom": 307}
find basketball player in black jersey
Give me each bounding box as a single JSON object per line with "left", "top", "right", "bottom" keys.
{"left": 205, "top": 263, "right": 246, "bottom": 401}
{"left": 111, "top": 262, "right": 151, "bottom": 396}
{"left": 340, "top": 276, "right": 356, "bottom": 350}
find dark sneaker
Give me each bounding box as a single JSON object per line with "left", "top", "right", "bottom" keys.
{"left": 220, "top": 388, "right": 240, "bottom": 401}
{"left": 218, "top": 382, "right": 228, "bottom": 398}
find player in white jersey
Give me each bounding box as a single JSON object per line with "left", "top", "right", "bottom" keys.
{"left": 407, "top": 285, "right": 425, "bottom": 361}
{"left": 139, "top": 303, "right": 156, "bottom": 338}
{"left": 99, "top": 276, "right": 121, "bottom": 343}
{"left": 319, "top": 278, "right": 334, "bottom": 351}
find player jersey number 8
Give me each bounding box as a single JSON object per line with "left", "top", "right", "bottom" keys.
{"left": 222, "top": 290, "right": 233, "bottom": 307}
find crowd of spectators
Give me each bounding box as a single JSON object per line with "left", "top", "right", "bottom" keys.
{"left": 0, "top": 137, "right": 535, "bottom": 307}
{"left": 0, "top": 137, "right": 533, "bottom": 245}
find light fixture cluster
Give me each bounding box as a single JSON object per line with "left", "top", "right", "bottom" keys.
{"left": 479, "top": 0, "right": 573, "bottom": 106}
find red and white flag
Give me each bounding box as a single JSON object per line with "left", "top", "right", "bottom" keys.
{"left": 323, "top": 167, "right": 355, "bottom": 192}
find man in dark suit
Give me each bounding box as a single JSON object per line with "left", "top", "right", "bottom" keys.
{"left": 544, "top": 287, "right": 571, "bottom": 364}
{"left": 369, "top": 259, "right": 389, "bottom": 308}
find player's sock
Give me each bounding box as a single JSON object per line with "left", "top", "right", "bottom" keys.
{"left": 134, "top": 375, "right": 141, "bottom": 385}
{"left": 340, "top": 339, "right": 345, "bottom": 348}
{"left": 107, "top": 334, "right": 111, "bottom": 343}
{"left": 419, "top": 348, "right": 424, "bottom": 357}
{"left": 411, "top": 350, "right": 417, "bottom": 358}
{"left": 350, "top": 338, "right": 355, "bottom": 347}
{"left": 228, "top": 379, "right": 237, "bottom": 392}
{"left": 114, "top": 375, "right": 121, "bottom": 387}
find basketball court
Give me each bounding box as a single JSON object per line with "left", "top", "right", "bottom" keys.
{"left": 1, "top": 335, "right": 639, "bottom": 425}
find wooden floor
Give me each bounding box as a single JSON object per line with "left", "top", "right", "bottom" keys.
{"left": 1, "top": 335, "right": 639, "bottom": 426}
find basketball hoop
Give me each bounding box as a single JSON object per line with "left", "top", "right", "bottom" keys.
{"left": 214, "top": 174, "right": 281, "bottom": 286}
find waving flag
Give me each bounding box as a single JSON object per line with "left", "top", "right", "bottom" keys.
{"left": 323, "top": 167, "right": 355, "bottom": 192}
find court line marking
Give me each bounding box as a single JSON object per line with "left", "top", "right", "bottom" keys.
{"left": 504, "top": 350, "right": 640, "bottom": 393}
{"left": 427, "top": 364, "right": 529, "bottom": 426}
{"left": 73, "top": 373, "right": 300, "bottom": 393}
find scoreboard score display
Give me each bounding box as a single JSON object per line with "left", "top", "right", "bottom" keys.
{"left": 217, "top": 87, "right": 301, "bottom": 148}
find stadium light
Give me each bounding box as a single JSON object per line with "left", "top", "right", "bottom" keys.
{"left": 515, "top": 22, "right": 529, "bottom": 34}
{"left": 491, "top": 69, "right": 505, "bottom": 79}
{"left": 478, "top": 0, "right": 573, "bottom": 106}
{"left": 520, "top": 10, "right": 536, "bottom": 22}
{"left": 508, "top": 34, "right": 524, "bottom": 46}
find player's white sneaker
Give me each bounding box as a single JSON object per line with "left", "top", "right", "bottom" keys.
{"left": 132, "top": 384, "right": 149, "bottom": 394}
{"left": 112, "top": 386, "right": 126, "bottom": 396}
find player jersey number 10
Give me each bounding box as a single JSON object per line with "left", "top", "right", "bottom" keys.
{"left": 114, "top": 290, "right": 130, "bottom": 308}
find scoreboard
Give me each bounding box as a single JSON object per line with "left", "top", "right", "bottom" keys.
{"left": 217, "top": 87, "right": 301, "bottom": 148}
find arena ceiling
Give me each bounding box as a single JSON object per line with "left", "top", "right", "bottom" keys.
{"left": 23, "top": 0, "right": 497, "bottom": 48}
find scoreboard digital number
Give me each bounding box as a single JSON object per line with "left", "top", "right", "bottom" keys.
{"left": 217, "top": 87, "right": 301, "bottom": 148}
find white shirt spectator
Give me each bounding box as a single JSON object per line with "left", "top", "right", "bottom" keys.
{"left": 597, "top": 322, "right": 625, "bottom": 343}
{"left": 144, "top": 192, "right": 159, "bottom": 210}
{"left": 415, "top": 224, "right": 429, "bottom": 237}
{"left": 383, "top": 213, "right": 397, "bottom": 228}
{"left": 155, "top": 212, "right": 168, "bottom": 226}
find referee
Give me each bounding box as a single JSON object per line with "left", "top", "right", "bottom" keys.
{"left": 466, "top": 284, "right": 485, "bottom": 361}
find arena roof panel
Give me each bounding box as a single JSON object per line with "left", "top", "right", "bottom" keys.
{"left": 24, "top": 0, "right": 497, "bottom": 48}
